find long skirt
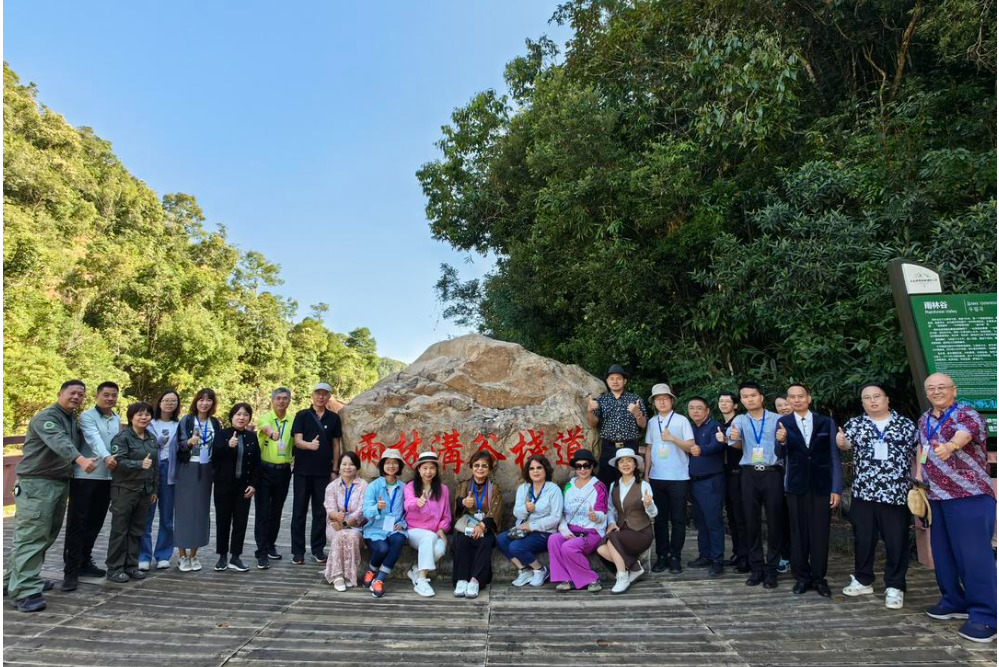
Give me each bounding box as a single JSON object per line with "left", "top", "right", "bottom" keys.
{"left": 174, "top": 461, "right": 212, "bottom": 549}
{"left": 324, "top": 526, "right": 363, "bottom": 586}
{"left": 602, "top": 524, "right": 653, "bottom": 572}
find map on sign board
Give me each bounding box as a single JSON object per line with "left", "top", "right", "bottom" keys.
{"left": 910, "top": 293, "right": 998, "bottom": 433}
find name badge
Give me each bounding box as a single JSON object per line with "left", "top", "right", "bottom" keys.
{"left": 874, "top": 441, "right": 888, "bottom": 461}
{"left": 657, "top": 444, "right": 669, "bottom": 459}
{"left": 751, "top": 447, "right": 765, "bottom": 464}
{"left": 277, "top": 441, "right": 286, "bottom": 456}
{"left": 474, "top": 512, "right": 485, "bottom": 521}
{"left": 382, "top": 515, "right": 396, "bottom": 533}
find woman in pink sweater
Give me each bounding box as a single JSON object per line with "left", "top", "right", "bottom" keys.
{"left": 404, "top": 451, "right": 452, "bottom": 597}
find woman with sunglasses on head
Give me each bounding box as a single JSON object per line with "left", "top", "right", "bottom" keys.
{"left": 549, "top": 449, "right": 608, "bottom": 592}
{"left": 596, "top": 447, "right": 658, "bottom": 594}
{"left": 173, "top": 389, "right": 221, "bottom": 572}
{"left": 361, "top": 449, "right": 408, "bottom": 598}
{"left": 323, "top": 451, "right": 368, "bottom": 591}
{"left": 496, "top": 454, "right": 563, "bottom": 587}
{"left": 451, "top": 450, "right": 503, "bottom": 598}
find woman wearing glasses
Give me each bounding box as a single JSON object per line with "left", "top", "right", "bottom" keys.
{"left": 496, "top": 455, "right": 563, "bottom": 587}
{"left": 549, "top": 449, "right": 608, "bottom": 592}
{"left": 451, "top": 450, "right": 503, "bottom": 598}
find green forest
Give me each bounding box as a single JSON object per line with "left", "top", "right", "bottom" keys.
{"left": 419, "top": 0, "right": 997, "bottom": 418}
{"left": 2, "top": 63, "right": 402, "bottom": 434}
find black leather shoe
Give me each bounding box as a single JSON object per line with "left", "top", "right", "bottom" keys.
{"left": 668, "top": 557, "right": 682, "bottom": 574}
{"left": 688, "top": 556, "right": 712, "bottom": 568}
{"left": 745, "top": 572, "right": 765, "bottom": 586}
{"left": 792, "top": 582, "right": 812, "bottom": 594}
{"left": 763, "top": 575, "right": 778, "bottom": 589}
{"left": 709, "top": 562, "right": 724, "bottom": 577}
{"left": 652, "top": 557, "right": 669, "bottom": 573}
{"left": 815, "top": 582, "right": 832, "bottom": 597}
{"left": 735, "top": 559, "right": 751, "bottom": 573}
{"left": 61, "top": 576, "right": 78, "bottom": 592}
{"left": 725, "top": 554, "right": 740, "bottom": 566}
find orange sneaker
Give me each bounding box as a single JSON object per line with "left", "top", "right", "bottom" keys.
{"left": 363, "top": 570, "right": 376, "bottom": 588}
{"left": 370, "top": 579, "right": 385, "bottom": 598}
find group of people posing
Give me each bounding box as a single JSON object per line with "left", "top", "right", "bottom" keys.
{"left": 3, "top": 367, "right": 996, "bottom": 643}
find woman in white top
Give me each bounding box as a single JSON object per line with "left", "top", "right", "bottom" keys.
{"left": 496, "top": 455, "right": 563, "bottom": 587}
{"left": 597, "top": 448, "right": 658, "bottom": 594}
{"left": 138, "top": 389, "right": 181, "bottom": 570}
{"left": 549, "top": 449, "right": 608, "bottom": 592}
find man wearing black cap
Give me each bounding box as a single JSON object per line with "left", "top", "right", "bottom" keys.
{"left": 586, "top": 364, "right": 647, "bottom": 489}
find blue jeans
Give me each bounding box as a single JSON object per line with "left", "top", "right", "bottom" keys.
{"left": 690, "top": 474, "right": 726, "bottom": 562}
{"left": 139, "top": 459, "right": 175, "bottom": 563}
{"left": 496, "top": 530, "right": 551, "bottom": 566}
{"left": 366, "top": 533, "right": 407, "bottom": 571}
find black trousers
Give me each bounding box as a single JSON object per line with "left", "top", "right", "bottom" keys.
{"left": 725, "top": 470, "right": 748, "bottom": 560}
{"left": 254, "top": 464, "right": 291, "bottom": 557}
{"left": 781, "top": 493, "right": 792, "bottom": 560}
{"left": 786, "top": 490, "right": 831, "bottom": 585}
{"left": 741, "top": 468, "right": 784, "bottom": 575}
{"left": 452, "top": 532, "right": 497, "bottom": 585}
{"left": 106, "top": 486, "right": 151, "bottom": 571}
{"left": 597, "top": 438, "right": 639, "bottom": 489}
{"left": 214, "top": 480, "right": 252, "bottom": 557}
{"left": 851, "top": 498, "right": 911, "bottom": 591}
{"left": 64, "top": 478, "right": 112, "bottom": 575}
{"left": 649, "top": 479, "right": 688, "bottom": 560}
{"left": 291, "top": 474, "right": 328, "bottom": 558}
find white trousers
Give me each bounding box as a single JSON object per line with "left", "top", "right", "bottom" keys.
{"left": 407, "top": 528, "right": 446, "bottom": 572}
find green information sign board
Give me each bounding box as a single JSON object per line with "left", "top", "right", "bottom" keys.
{"left": 910, "top": 293, "right": 997, "bottom": 433}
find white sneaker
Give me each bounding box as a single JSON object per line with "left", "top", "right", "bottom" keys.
{"left": 628, "top": 565, "right": 645, "bottom": 583}
{"left": 453, "top": 580, "right": 468, "bottom": 597}
{"left": 137, "top": 561, "right": 150, "bottom": 571}
{"left": 190, "top": 556, "right": 202, "bottom": 571}
{"left": 414, "top": 578, "right": 435, "bottom": 597}
{"left": 156, "top": 559, "right": 171, "bottom": 570}
{"left": 611, "top": 572, "right": 631, "bottom": 595}
{"left": 407, "top": 566, "right": 419, "bottom": 586}
{"left": 465, "top": 580, "right": 480, "bottom": 598}
{"left": 530, "top": 567, "right": 549, "bottom": 587}
{"left": 842, "top": 575, "right": 874, "bottom": 597}
{"left": 512, "top": 569, "right": 533, "bottom": 587}
{"left": 885, "top": 587, "right": 904, "bottom": 609}
{"left": 333, "top": 578, "right": 347, "bottom": 592}
{"left": 178, "top": 557, "right": 191, "bottom": 572}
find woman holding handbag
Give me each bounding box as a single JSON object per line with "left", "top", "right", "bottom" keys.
{"left": 496, "top": 454, "right": 563, "bottom": 588}
{"left": 549, "top": 449, "right": 608, "bottom": 592}
{"left": 451, "top": 450, "right": 503, "bottom": 598}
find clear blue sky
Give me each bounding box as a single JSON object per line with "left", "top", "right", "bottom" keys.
{"left": 4, "top": 1, "right": 569, "bottom": 362}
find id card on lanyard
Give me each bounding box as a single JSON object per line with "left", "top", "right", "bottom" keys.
{"left": 657, "top": 414, "right": 674, "bottom": 459}
{"left": 194, "top": 418, "right": 211, "bottom": 464}
{"left": 749, "top": 414, "right": 766, "bottom": 464}
{"left": 273, "top": 418, "right": 288, "bottom": 456}
{"left": 870, "top": 419, "right": 889, "bottom": 461}
{"left": 381, "top": 485, "right": 401, "bottom": 532}
{"left": 920, "top": 406, "right": 958, "bottom": 464}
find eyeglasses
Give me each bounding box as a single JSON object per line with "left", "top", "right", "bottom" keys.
{"left": 926, "top": 385, "right": 955, "bottom": 393}
{"left": 860, "top": 393, "right": 885, "bottom": 401}
{"left": 573, "top": 462, "right": 593, "bottom": 470}
{"left": 471, "top": 463, "right": 490, "bottom": 469}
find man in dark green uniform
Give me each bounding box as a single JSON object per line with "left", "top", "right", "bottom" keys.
{"left": 4, "top": 380, "right": 97, "bottom": 612}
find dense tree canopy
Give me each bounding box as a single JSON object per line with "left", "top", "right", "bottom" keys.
{"left": 3, "top": 63, "right": 399, "bottom": 433}
{"left": 419, "top": 0, "right": 997, "bottom": 418}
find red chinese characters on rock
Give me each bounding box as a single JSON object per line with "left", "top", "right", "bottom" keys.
{"left": 355, "top": 426, "right": 588, "bottom": 473}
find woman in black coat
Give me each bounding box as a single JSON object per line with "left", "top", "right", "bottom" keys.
{"left": 212, "top": 402, "right": 261, "bottom": 572}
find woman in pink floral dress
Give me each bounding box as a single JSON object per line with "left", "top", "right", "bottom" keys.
{"left": 323, "top": 451, "right": 367, "bottom": 590}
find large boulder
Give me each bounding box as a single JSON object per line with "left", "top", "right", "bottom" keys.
{"left": 340, "top": 334, "right": 606, "bottom": 494}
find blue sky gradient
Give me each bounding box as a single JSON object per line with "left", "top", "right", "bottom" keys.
{"left": 4, "top": 1, "right": 570, "bottom": 362}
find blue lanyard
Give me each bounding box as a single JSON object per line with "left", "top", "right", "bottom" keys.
{"left": 473, "top": 482, "right": 486, "bottom": 512}
{"left": 342, "top": 482, "right": 354, "bottom": 512}
{"left": 749, "top": 413, "right": 766, "bottom": 446}
{"left": 657, "top": 413, "right": 675, "bottom": 437}
{"left": 867, "top": 416, "right": 889, "bottom": 442}
{"left": 194, "top": 417, "right": 209, "bottom": 445}
{"left": 529, "top": 483, "right": 544, "bottom": 504}
{"left": 925, "top": 406, "right": 958, "bottom": 443}
{"left": 385, "top": 484, "right": 401, "bottom": 515}
{"left": 273, "top": 418, "right": 286, "bottom": 441}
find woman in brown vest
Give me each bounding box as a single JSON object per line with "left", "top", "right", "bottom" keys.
{"left": 596, "top": 447, "right": 658, "bottom": 594}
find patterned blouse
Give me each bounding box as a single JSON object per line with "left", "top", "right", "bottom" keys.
{"left": 594, "top": 391, "right": 647, "bottom": 441}
{"left": 917, "top": 403, "right": 995, "bottom": 501}
{"left": 323, "top": 477, "right": 368, "bottom": 530}
{"left": 843, "top": 411, "right": 917, "bottom": 506}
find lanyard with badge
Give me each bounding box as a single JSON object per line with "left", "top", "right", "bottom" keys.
{"left": 381, "top": 484, "right": 401, "bottom": 532}
{"left": 920, "top": 405, "right": 958, "bottom": 465}
{"left": 868, "top": 417, "right": 890, "bottom": 461}
{"left": 657, "top": 413, "right": 674, "bottom": 459}
{"left": 749, "top": 413, "right": 766, "bottom": 464}
{"left": 342, "top": 481, "right": 355, "bottom": 513}
{"left": 473, "top": 482, "right": 487, "bottom": 520}
{"left": 273, "top": 417, "right": 287, "bottom": 456}
{"left": 194, "top": 417, "right": 210, "bottom": 464}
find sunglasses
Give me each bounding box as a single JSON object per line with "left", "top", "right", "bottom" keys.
{"left": 573, "top": 462, "right": 593, "bottom": 470}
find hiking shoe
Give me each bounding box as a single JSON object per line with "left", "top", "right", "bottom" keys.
{"left": 214, "top": 556, "right": 228, "bottom": 572}
{"left": 228, "top": 557, "right": 249, "bottom": 572}
{"left": 14, "top": 593, "right": 46, "bottom": 612}
{"left": 842, "top": 575, "right": 874, "bottom": 597}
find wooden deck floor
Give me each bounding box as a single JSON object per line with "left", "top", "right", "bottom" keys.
{"left": 3, "top": 502, "right": 996, "bottom": 666}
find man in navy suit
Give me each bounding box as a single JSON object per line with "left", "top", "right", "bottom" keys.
{"left": 775, "top": 383, "right": 843, "bottom": 597}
